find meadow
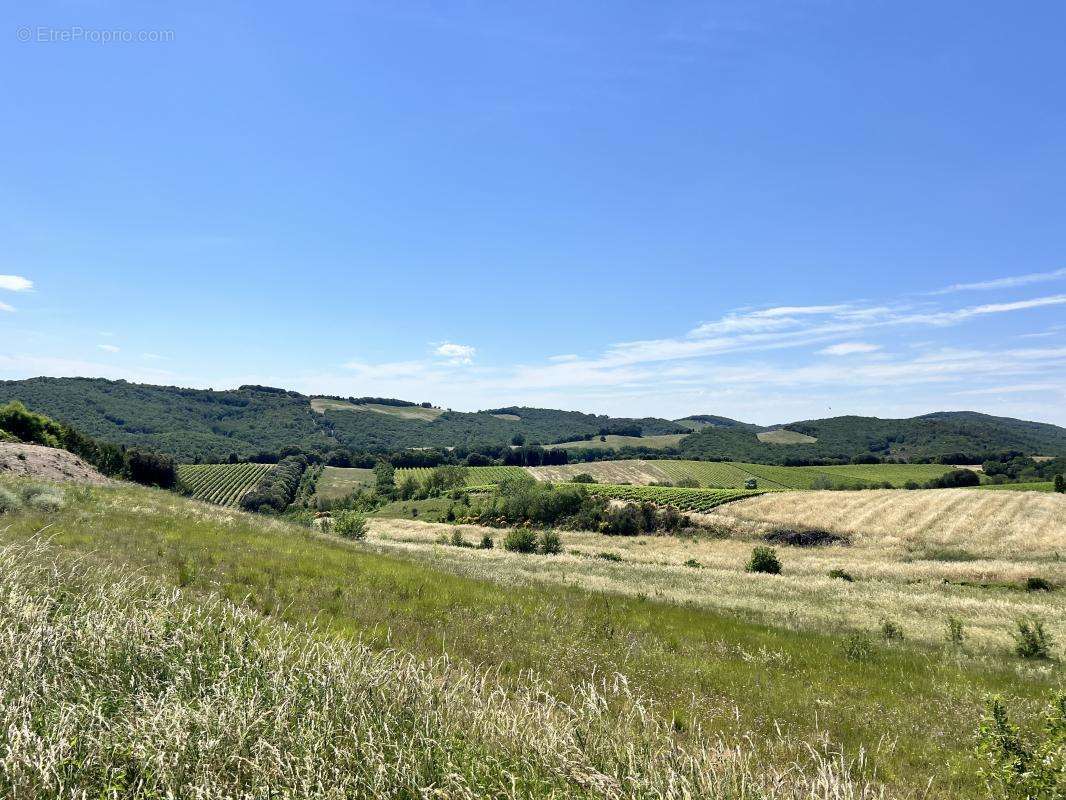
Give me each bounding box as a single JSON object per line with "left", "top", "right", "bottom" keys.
{"left": 176, "top": 462, "right": 273, "bottom": 507}
{"left": 0, "top": 477, "right": 1062, "bottom": 798}
{"left": 315, "top": 464, "right": 376, "bottom": 500}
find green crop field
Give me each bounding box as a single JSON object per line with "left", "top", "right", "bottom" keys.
{"left": 582, "top": 483, "right": 764, "bottom": 512}
{"left": 177, "top": 462, "right": 274, "bottom": 507}
{"left": 973, "top": 481, "right": 1056, "bottom": 492}
{"left": 656, "top": 460, "right": 765, "bottom": 487}
{"left": 315, "top": 466, "right": 376, "bottom": 500}
{"left": 396, "top": 465, "right": 529, "bottom": 486}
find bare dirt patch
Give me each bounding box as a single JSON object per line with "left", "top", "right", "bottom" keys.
{"left": 0, "top": 442, "right": 112, "bottom": 485}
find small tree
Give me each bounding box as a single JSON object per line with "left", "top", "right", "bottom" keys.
{"left": 747, "top": 546, "right": 781, "bottom": 575}
{"left": 503, "top": 528, "right": 537, "bottom": 553}
{"left": 333, "top": 510, "right": 367, "bottom": 539}
{"left": 537, "top": 530, "right": 562, "bottom": 555}
{"left": 1055, "top": 474, "right": 1065, "bottom": 493}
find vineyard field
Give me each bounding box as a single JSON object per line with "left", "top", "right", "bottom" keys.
{"left": 177, "top": 463, "right": 275, "bottom": 507}
{"left": 396, "top": 465, "right": 529, "bottom": 486}
{"left": 582, "top": 483, "right": 764, "bottom": 512}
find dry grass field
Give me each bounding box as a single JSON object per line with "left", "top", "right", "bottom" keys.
{"left": 528, "top": 459, "right": 673, "bottom": 483}
{"left": 366, "top": 489, "right": 1066, "bottom": 654}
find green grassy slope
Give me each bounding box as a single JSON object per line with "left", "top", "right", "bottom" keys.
{"left": 0, "top": 477, "right": 1061, "bottom": 797}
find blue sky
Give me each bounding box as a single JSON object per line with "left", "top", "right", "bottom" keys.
{"left": 2, "top": 1, "right": 1064, "bottom": 425}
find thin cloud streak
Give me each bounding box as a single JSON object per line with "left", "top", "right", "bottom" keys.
{"left": 930, "top": 267, "right": 1066, "bottom": 295}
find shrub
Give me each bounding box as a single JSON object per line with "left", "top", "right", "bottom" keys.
{"left": 1013, "top": 617, "right": 1054, "bottom": 660}
{"left": 597, "top": 551, "right": 623, "bottom": 562}
{"left": 683, "top": 558, "right": 701, "bottom": 568}
{"left": 976, "top": 693, "right": 1066, "bottom": 799}
{"left": 841, "top": 632, "right": 874, "bottom": 662}
{"left": 570, "top": 473, "right": 597, "bottom": 483}
{"left": 478, "top": 533, "right": 494, "bottom": 549}
{"left": 946, "top": 616, "right": 965, "bottom": 646}
{"left": 1055, "top": 473, "right": 1064, "bottom": 493}
{"left": 828, "top": 568, "right": 854, "bottom": 582}
{"left": 0, "top": 486, "right": 21, "bottom": 514}
{"left": 333, "top": 510, "right": 367, "bottom": 540}
{"left": 123, "top": 448, "right": 177, "bottom": 488}
{"left": 746, "top": 546, "right": 781, "bottom": 575}
{"left": 502, "top": 528, "right": 537, "bottom": 554}
{"left": 674, "top": 476, "right": 700, "bottom": 488}
{"left": 449, "top": 529, "right": 473, "bottom": 548}
{"left": 1026, "top": 576, "right": 1054, "bottom": 592}
{"left": 537, "top": 530, "right": 563, "bottom": 555}
{"left": 880, "top": 618, "right": 904, "bottom": 642}
{"left": 928, "top": 469, "right": 980, "bottom": 489}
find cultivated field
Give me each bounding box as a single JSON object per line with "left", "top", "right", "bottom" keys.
{"left": 756, "top": 429, "right": 818, "bottom": 444}
{"left": 315, "top": 465, "right": 376, "bottom": 500}
{"left": 583, "top": 483, "right": 763, "bottom": 512}
{"left": 526, "top": 459, "right": 957, "bottom": 489}
{"left": 551, "top": 433, "right": 688, "bottom": 450}
{"left": 310, "top": 397, "right": 443, "bottom": 420}
{"left": 528, "top": 459, "right": 673, "bottom": 484}
{"left": 975, "top": 480, "right": 1055, "bottom": 492}
{"left": 2, "top": 478, "right": 1063, "bottom": 797}
{"left": 177, "top": 462, "right": 273, "bottom": 507}
{"left": 397, "top": 465, "right": 529, "bottom": 486}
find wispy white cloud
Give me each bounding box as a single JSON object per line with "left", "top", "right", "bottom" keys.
{"left": 97, "top": 344, "right": 120, "bottom": 353}
{"left": 0, "top": 275, "right": 33, "bottom": 292}
{"left": 434, "top": 342, "right": 476, "bottom": 364}
{"left": 819, "top": 342, "right": 881, "bottom": 356}
{"left": 0, "top": 301, "right": 14, "bottom": 313}
{"left": 931, "top": 267, "right": 1066, "bottom": 295}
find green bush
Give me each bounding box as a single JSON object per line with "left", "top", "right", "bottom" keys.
{"left": 537, "top": 530, "right": 562, "bottom": 555}
{"left": 502, "top": 528, "right": 537, "bottom": 554}
{"left": 449, "top": 529, "right": 473, "bottom": 548}
{"left": 880, "top": 618, "right": 904, "bottom": 642}
{"left": 976, "top": 693, "right": 1065, "bottom": 799}
{"left": 570, "top": 473, "right": 597, "bottom": 483}
{"left": 1026, "top": 576, "right": 1054, "bottom": 592}
{"left": 597, "top": 551, "right": 623, "bottom": 562}
{"left": 333, "top": 510, "right": 367, "bottom": 540}
{"left": 478, "top": 533, "right": 494, "bottom": 549}
{"left": 828, "top": 568, "right": 854, "bottom": 582}
{"left": 841, "top": 632, "right": 874, "bottom": 662}
{"left": 746, "top": 546, "right": 781, "bottom": 575}
{"left": 683, "top": 558, "right": 701, "bottom": 568}
{"left": 1014, "top": 617, "right": 1054, "bottom": 660}
{"left": 947, "top": 616, "right": 965, "bottom": 646}
{"left": 0, "top": 486, "right": 22, "bottom": 514}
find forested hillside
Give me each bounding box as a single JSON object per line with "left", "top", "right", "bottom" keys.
{"left": 0, "top": 378, "right": 688, "bottom": 461}
{"left": 678, "top": 412, "right": 1066, "bottom": 463}
{"left": 3, "top": 377, "right": 1064, "bottom": 463}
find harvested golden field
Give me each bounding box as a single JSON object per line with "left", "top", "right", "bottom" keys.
{"left": 708, "top": 488, "right": 1066, "bottom": 559}
{"left": 366, "top": 488, "right": 1066, "bottom": 655}
{"left": 527, "top": 459, "right": 672, "bottom": 484}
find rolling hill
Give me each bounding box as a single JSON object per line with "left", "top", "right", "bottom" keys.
{"left": 2, "top": 377, "right": 1064, "bottom": 463}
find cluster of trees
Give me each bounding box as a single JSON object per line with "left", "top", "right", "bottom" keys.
{"left": 0, "top": 401, "right": 176, "bottom": 488}
{"left": 501, "top": 445, "right": 568, "bottom": 466}
{"left": 240, "top": 455, "right": 308, "bottom": 513}
{"left": 468, "top": 476, "right": 691, "bottom": 535}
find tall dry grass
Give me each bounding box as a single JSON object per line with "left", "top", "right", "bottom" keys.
{"left": 0, "top": 538, "right": 885, "bottom": 799}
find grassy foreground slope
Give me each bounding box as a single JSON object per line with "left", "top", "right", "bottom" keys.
{"left": 0, "top": 478, "right": 1062, "bottom": 797}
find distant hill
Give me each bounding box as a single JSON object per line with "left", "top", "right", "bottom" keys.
{"left": 678, "top": 412, "right": 1066, "bottom": 463}
{"left": 0, "top": 378, "right": 687, "bottom": 461}
{"left": 2, "top": 377, "right": 1063, "bottom": 463}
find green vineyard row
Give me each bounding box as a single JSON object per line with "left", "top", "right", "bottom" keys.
{"left": 177, "top": 463, "right": 275, "bottom": 508}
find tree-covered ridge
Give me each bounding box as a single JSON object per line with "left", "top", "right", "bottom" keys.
{"left": 0, "top": 378, "right": 689, "bottom": 461}
{"left": 3, "top": 377, "right": 1064, "bottom": 464}
{"left": 679, "top": 412, "right": 1066, "bottom": 464}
